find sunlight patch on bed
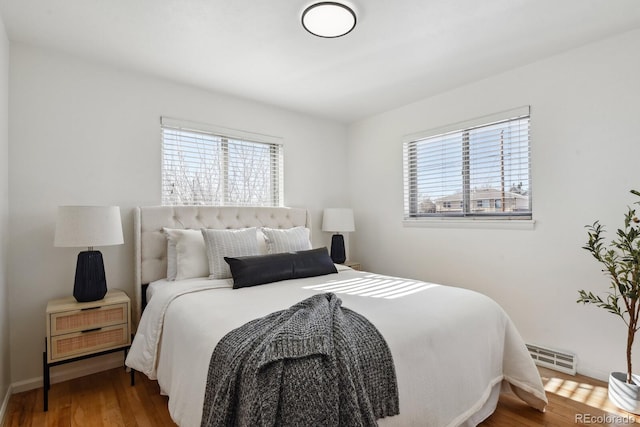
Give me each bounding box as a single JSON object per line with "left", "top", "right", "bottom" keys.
{"left": 303, "top": 274, "right": 439, "bottom": 299}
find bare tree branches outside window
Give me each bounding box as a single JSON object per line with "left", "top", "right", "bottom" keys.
{"left": 161, "top": 126, "right": 283, "bottom": 206}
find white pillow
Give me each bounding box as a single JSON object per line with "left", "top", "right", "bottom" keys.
{"left": 166, "top": 239, "right": 177, "bottom": 281}
{"left": 163, "top": 228, "right": 209, "bottom": 281}
{"left": 201, "top": 227, "right": 260, "bottom": 279}
{"left": 261, "top": 227, "right": 312, "bottom": 254}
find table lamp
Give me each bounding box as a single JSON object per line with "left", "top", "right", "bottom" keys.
{"left": 322, "top": 208, "right": 355, "bottom": 264}
{"left": 54, "top": 206, "right": 124, "bottom": 302}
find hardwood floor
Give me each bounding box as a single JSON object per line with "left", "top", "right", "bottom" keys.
{"left": 481, "top": 367, "right": 640, "bottom": 427}
{"left": 3, "top": 368, "right": 176, "bottom": 427}
{"left": 3, "top": 366, "right": 639, "bottom": 426}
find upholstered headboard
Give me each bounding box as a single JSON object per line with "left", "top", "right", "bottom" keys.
{"left": 133, "top": 206, "right": 311, "bottom": 322}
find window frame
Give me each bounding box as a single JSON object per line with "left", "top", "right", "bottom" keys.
{"left": 160, "top": 117, "right": 284, "bottom": 207}
{"left": 402, "top": 106, "right": 532, "bottom": 227}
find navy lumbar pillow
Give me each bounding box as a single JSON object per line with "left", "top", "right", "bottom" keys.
{"left": 225, "top": 247, "right": 338, "bottom": 289}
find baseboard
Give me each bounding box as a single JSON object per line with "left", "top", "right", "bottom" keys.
{"left": 577, "top": 366, "right": 609, "bottom": 383}
{"left": 0, "top": 382, "right": 12, "bottom": 426}
{"left": 11, "top": 352, "right": 124, "bottom": 394}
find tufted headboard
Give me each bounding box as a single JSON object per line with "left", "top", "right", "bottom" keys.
{"left": 133, "top": 206, "right": 311, "bottom": 322}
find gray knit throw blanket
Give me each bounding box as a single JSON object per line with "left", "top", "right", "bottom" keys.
{"left": 201, "top": 292, "right": 399, "bottom": 427}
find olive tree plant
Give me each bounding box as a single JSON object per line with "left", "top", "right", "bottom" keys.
{"left": 578, "top": 190, "right": 640, "bottom": 384}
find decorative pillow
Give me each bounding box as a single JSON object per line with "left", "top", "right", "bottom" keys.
{"left": 166, "top": 239, "right": 177, "bottom": 281}
{"left": 261, "top": 226, "right": 311, "bottom": 254}
{"left": 201, "top": 227, "right": 260, "bottom": 279}
{"left": 225, "top": 247, "right": 337, "bottom": 289}
{"left": 256, "top": 228, "right": 268, "bottom": 255}
{"left": 163, "top": 228, "right": 209, "bottom": 281}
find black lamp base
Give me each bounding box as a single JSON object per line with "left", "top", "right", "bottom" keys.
{"left": 74, "top": 250, "right": 108, "bottom": 302}
{"left": 330, "top": 234, "right": 346, "bottom": 264}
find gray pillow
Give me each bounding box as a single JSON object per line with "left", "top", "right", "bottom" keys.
{"left": 261, "top": 226, "right": 311, "bottom": 254}
{"left": 201, "top": 228, "right": 259, "bottom": 279}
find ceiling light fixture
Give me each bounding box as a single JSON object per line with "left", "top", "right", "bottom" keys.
{"left": 301, "top": 2, "right": 357, "bottom": 38}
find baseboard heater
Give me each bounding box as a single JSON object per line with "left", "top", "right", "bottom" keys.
{"left": 526, "top": 343, "right": 576, "bottom": 375}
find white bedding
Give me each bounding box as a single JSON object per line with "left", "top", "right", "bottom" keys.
{"left": 127, "top": 267, "right": 547, "bottom": 427}
{"left": 145, "top": 278, "right": 173, "bottom": 302}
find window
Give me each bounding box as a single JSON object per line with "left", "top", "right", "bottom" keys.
{"left": 476, "top": 199, "right": 489, "bottom": 209}
{"left": 161, "top": 118, "right": 283, "bottom": 206}
{"left": 403, "top": 107, "right": 531, "bottom": 220}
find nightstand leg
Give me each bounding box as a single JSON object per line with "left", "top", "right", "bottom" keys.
{"left": 42, "top": 351, "right": 49, "bottom": 411}
{"left": 124, "top": 347, "right": 135, "bottom": 386}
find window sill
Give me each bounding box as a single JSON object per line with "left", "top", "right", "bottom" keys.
{"left": 402, "top": 218, "right": 536, "bottom": 230}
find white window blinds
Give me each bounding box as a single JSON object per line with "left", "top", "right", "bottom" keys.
{"left": 161, "top": 119, "right": 283, "bottom": 207}
{"left": 403, "top": 107, "right": 531, "bottom": 219}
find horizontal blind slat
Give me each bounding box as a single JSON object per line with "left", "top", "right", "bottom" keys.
{"left": 161, "top": 124, "right": 283, "bottom": 207}
{"left": 403, "top": 115, "right": 531, "bottom": 218}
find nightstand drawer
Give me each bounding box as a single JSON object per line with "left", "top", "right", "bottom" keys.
{"left": 50, "top": 303, "right": 128, "bottom": 336}
{"left": 50, "top": 324, "right": 129, "bottom": 361}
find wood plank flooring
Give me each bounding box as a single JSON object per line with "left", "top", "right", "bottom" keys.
{"left": 3, "top": 368, "right": 176, "bottom": 427}
{"left": 480, "top": 367, "right": 640, "bottom": 427}
{"left": 3, "top": 366, "right": 639, "bottom": 426}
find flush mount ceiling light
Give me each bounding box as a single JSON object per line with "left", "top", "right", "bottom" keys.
{"left": 302, "top": 2, "right": 357, "bottom": 38}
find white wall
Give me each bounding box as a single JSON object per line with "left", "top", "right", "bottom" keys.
{"left": 348, "top": 29, "right": 640, "bottom": 380}
{"left": 0, "top": 8, "right": 9, "bottom": 416}
{"left": 7, "top": 20, "right": 639, "bottom": 393}
{"left": 8, "top": 43, "right": 349, "bottom": 385}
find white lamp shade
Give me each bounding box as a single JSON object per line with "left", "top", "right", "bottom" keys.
{"left": 54, "top": 206, "right": 124, "bottom": 248}
{"left": 322, "top": 208, "right": 355, "bottom": 233}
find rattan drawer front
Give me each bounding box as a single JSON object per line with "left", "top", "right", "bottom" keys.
{"left": 50, "top": 303, "right": 127, "bottom": 336}
{"left": 50, "top": 324, "right": 129, "bottom": 361}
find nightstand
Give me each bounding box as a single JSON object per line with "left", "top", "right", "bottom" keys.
{"left": 43, "top": 289, "right": 133, "bottom": 411}
{"left": 343, "top": 261, "right": 362, "bottom": 271}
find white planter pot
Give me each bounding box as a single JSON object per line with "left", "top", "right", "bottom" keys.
{"left": 609, "top": 371, "right": 640, "bottom": 414}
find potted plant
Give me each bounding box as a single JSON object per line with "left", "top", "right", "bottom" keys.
{"left": 578, "top": 189, "right": 640, "bottom": 413}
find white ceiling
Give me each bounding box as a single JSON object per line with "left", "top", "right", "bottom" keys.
{"left": 1, "top": 0, "right": 640, "bottom": 123}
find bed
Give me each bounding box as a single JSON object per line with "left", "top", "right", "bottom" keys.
{"left": 125, "top": 206, "right": 547, "bottom": 427}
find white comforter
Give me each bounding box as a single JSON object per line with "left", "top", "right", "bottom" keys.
{"left": 126, "top": 267, "right": 547, "bottom": 427}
